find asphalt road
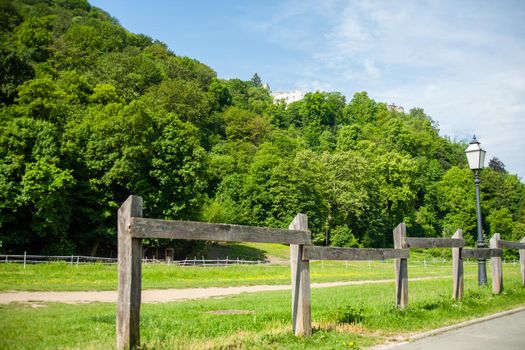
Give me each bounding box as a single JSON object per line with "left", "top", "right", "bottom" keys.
{"left": 389, "top": 310, "right": 525, "bottom": 350}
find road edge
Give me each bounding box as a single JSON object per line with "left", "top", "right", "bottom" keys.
{"left": 368, "top": 305, "right": 525, "bottom": 349}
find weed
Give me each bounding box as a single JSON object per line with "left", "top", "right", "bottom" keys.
{"left": 417, "top": 295, "right": 452, "bottom": 311}
{"left": 337, "top": 304, "right": 365, "bottom": 324}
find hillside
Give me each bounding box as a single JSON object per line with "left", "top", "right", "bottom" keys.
{"left": 1, "top": 0, "right": 524, "bottom": 257}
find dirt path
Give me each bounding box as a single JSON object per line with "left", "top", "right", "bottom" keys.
{"left": 0, "top": 276, "right": 446, "bottom": 305}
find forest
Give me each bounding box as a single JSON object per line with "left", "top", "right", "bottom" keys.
{"left": 1, "top": 0, "right": 524, "bottom": 257}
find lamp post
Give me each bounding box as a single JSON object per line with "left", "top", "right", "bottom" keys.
{"left": 464, "top": 135, "right": 487, "bottom": 285}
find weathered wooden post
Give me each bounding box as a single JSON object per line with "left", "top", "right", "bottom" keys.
{"left": 117, "top": 195, "right": 143, "bottom": 350}
{"left": 490, "top": 233, "right": 502, "bottom": 294}
{"left": 394, "top": 223, "right": 408, "bottom": 308}
{"left": 521, "top": 237, "right": 525, "bottom": 286}
{"left": 289, "top": 213, "right": 311, "bottom": 336}
{"left": 452, "top": 229, "right": 463, "bottom": 300}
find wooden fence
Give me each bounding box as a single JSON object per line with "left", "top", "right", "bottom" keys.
{"left": 488, "top": 233, "right": 525, "bottom": 294}
{"left": 115, "top": 195, "right": 525, "bottom": 349}
{"left": 394, "top": 224, "right": 466, "bottom": 305}
{"left": 393, "top": 227, "right": 525, "bottom": 302}
{"left": 299, "top": 244, "right": 409, "bottom": 335}
{"left": 116, "top": 196, "right": 310, "bottom": 350}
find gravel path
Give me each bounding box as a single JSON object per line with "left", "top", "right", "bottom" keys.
{"left": 0, "top": 276, "right": 446, "bottom": 304}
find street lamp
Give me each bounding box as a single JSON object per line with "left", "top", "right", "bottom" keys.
{"left": 464, "top": 135, "right": 487, "bottom": 285}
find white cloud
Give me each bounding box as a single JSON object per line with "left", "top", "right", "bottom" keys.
{"left": 243, "top": 0, "right": 525, "bottom": 178}
{"left": 374, "top": 65, "right": 525, "bottom": 177}
{"left": 296, "top": 79, "right": 335, "bottom": 93}
{"left": 326, "top": 2, "right": 525, "bottom": 178}
{"left": 363, "top": 59, "right": 380, "bottom": 78}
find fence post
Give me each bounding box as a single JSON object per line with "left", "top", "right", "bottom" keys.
{"left": 490, "top": 233, "right": 502, "bottom": 294}
{"left": 289, "top": 213, "right": 311, "bottom": 336}
{"left": 394, "top": 223, "right": 408, "bottom": 308}
{"left": 116, "top": 195, "right": 143, "bottom": 350}
{"left": 23, "top": 251, "right": 26, "bottom": 269}
{"left": 452, "top": 229, "right": 463, "bottom": 301}
{"left": 520, "top": 237, "right": 525, "bottom": 287}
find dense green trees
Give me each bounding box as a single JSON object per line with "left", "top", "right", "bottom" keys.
{"left": 1, "top": 0, "right": 524, "bottom": 256}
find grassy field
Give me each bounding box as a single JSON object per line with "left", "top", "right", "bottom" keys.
{"left": 2, "top": 243, "right": 524, "bottom": 349}
{"left": 0, "top": 258, "right": 503, "bottom": 291}
{"left": 4, "top": 241, "right": 518, "bottom": 292}
{"left": 1, "top": 271, "right": 524, "bottom": 350}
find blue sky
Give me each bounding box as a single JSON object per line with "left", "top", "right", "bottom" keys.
{"left": 90, "top": 0, "right": 525, "bottom": 179}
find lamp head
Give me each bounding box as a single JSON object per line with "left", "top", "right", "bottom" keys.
{"left": 464, "top": 135, "right": 486, "bottom": 170}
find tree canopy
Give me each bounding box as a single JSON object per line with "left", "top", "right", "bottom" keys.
{"left": 1, "top": 0, "right": 524, "bottom": 256}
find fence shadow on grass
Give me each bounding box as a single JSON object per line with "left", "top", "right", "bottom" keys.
{"left": 202, "top": 242, "right": 267, "bottom": 262}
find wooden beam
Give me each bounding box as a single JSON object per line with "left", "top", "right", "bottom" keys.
{"left": 520, "top": 237, "right": 525, "bottom": 287}
{"left": 452, "top": 230, "right": 463, "bottom": 301}
{"left": 117, "top": 196, "right": 143, "bottom": 350}
{"left": 490, "top": 233, "right": 503, "bottom": 294}
{"left": 302, "top": 246, "right": 409, "bottom": 261}
{"left": 394, "top": 223, "right": 408, "bottom": 309}
{"left": 461, "top": 248, "right": 502, "bottom": 259}
{"left": 130, "top": 217, "right": 311, "bottom": 245}
{"left": 406, "top": 237, "right": 464, "bottom": 249}
{"left": 290, "top": 214, "right": 311, "bottom": 337}
{"left": 500, "top": 240, "right": 525, "bottom": 250}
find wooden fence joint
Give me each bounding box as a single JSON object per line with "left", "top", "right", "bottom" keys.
{"left": 289, "top": 213, "right": 312, "bottom": 337}
{"left": 490, "top": 233, "right": 503, "bottom": 294}
{"left": 452, "top": 230, "right": 464, "bottom": 301}
{"left": 394, "top": 223, "right": 408, "bottom": 308}
{"left": 117, "top": 195, "right": 143, "bottom": 350}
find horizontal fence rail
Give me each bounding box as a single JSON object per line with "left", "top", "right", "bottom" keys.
{"left": 500, "top": 240, "right": 525, "bottom": 250}
{"left": 168, "top": 257, "right": 266, "bottom": 266}
{"left": 406, "top": 237, "right": 465, "bottom": 248}
{"left": 130, "top": 217, "right": 311, "bottom": 245}
{"left": 0, "top": 254, "right": 117, "bottom": 264}
{"left": 461, "top": 248, "right": 503, "bottom": 259}
{"left": 0, "top": 255, "right": 268, "bottom": 267}
{"left": 2, "top": 254, "right": 520, "bottom": 266}
{"left": 302, "top": 246, "right": 409, "bottom": 261}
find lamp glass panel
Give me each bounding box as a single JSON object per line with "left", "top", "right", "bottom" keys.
{"left": 466, "top": 151, "right": 480, "bottom": 169}
{"left": 479, "top": 149, "right": 486, "bottom": 168}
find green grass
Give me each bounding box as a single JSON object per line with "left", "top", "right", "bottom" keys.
{"left": 0, "top": 258, "right": 493, "bottom": 291}
{"left": 1, "top": 270, "right": 524, "bottom": 350}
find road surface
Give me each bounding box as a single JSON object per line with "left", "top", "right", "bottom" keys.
{"left": 387, "top": 309, "right": 525, "bottom": 350}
